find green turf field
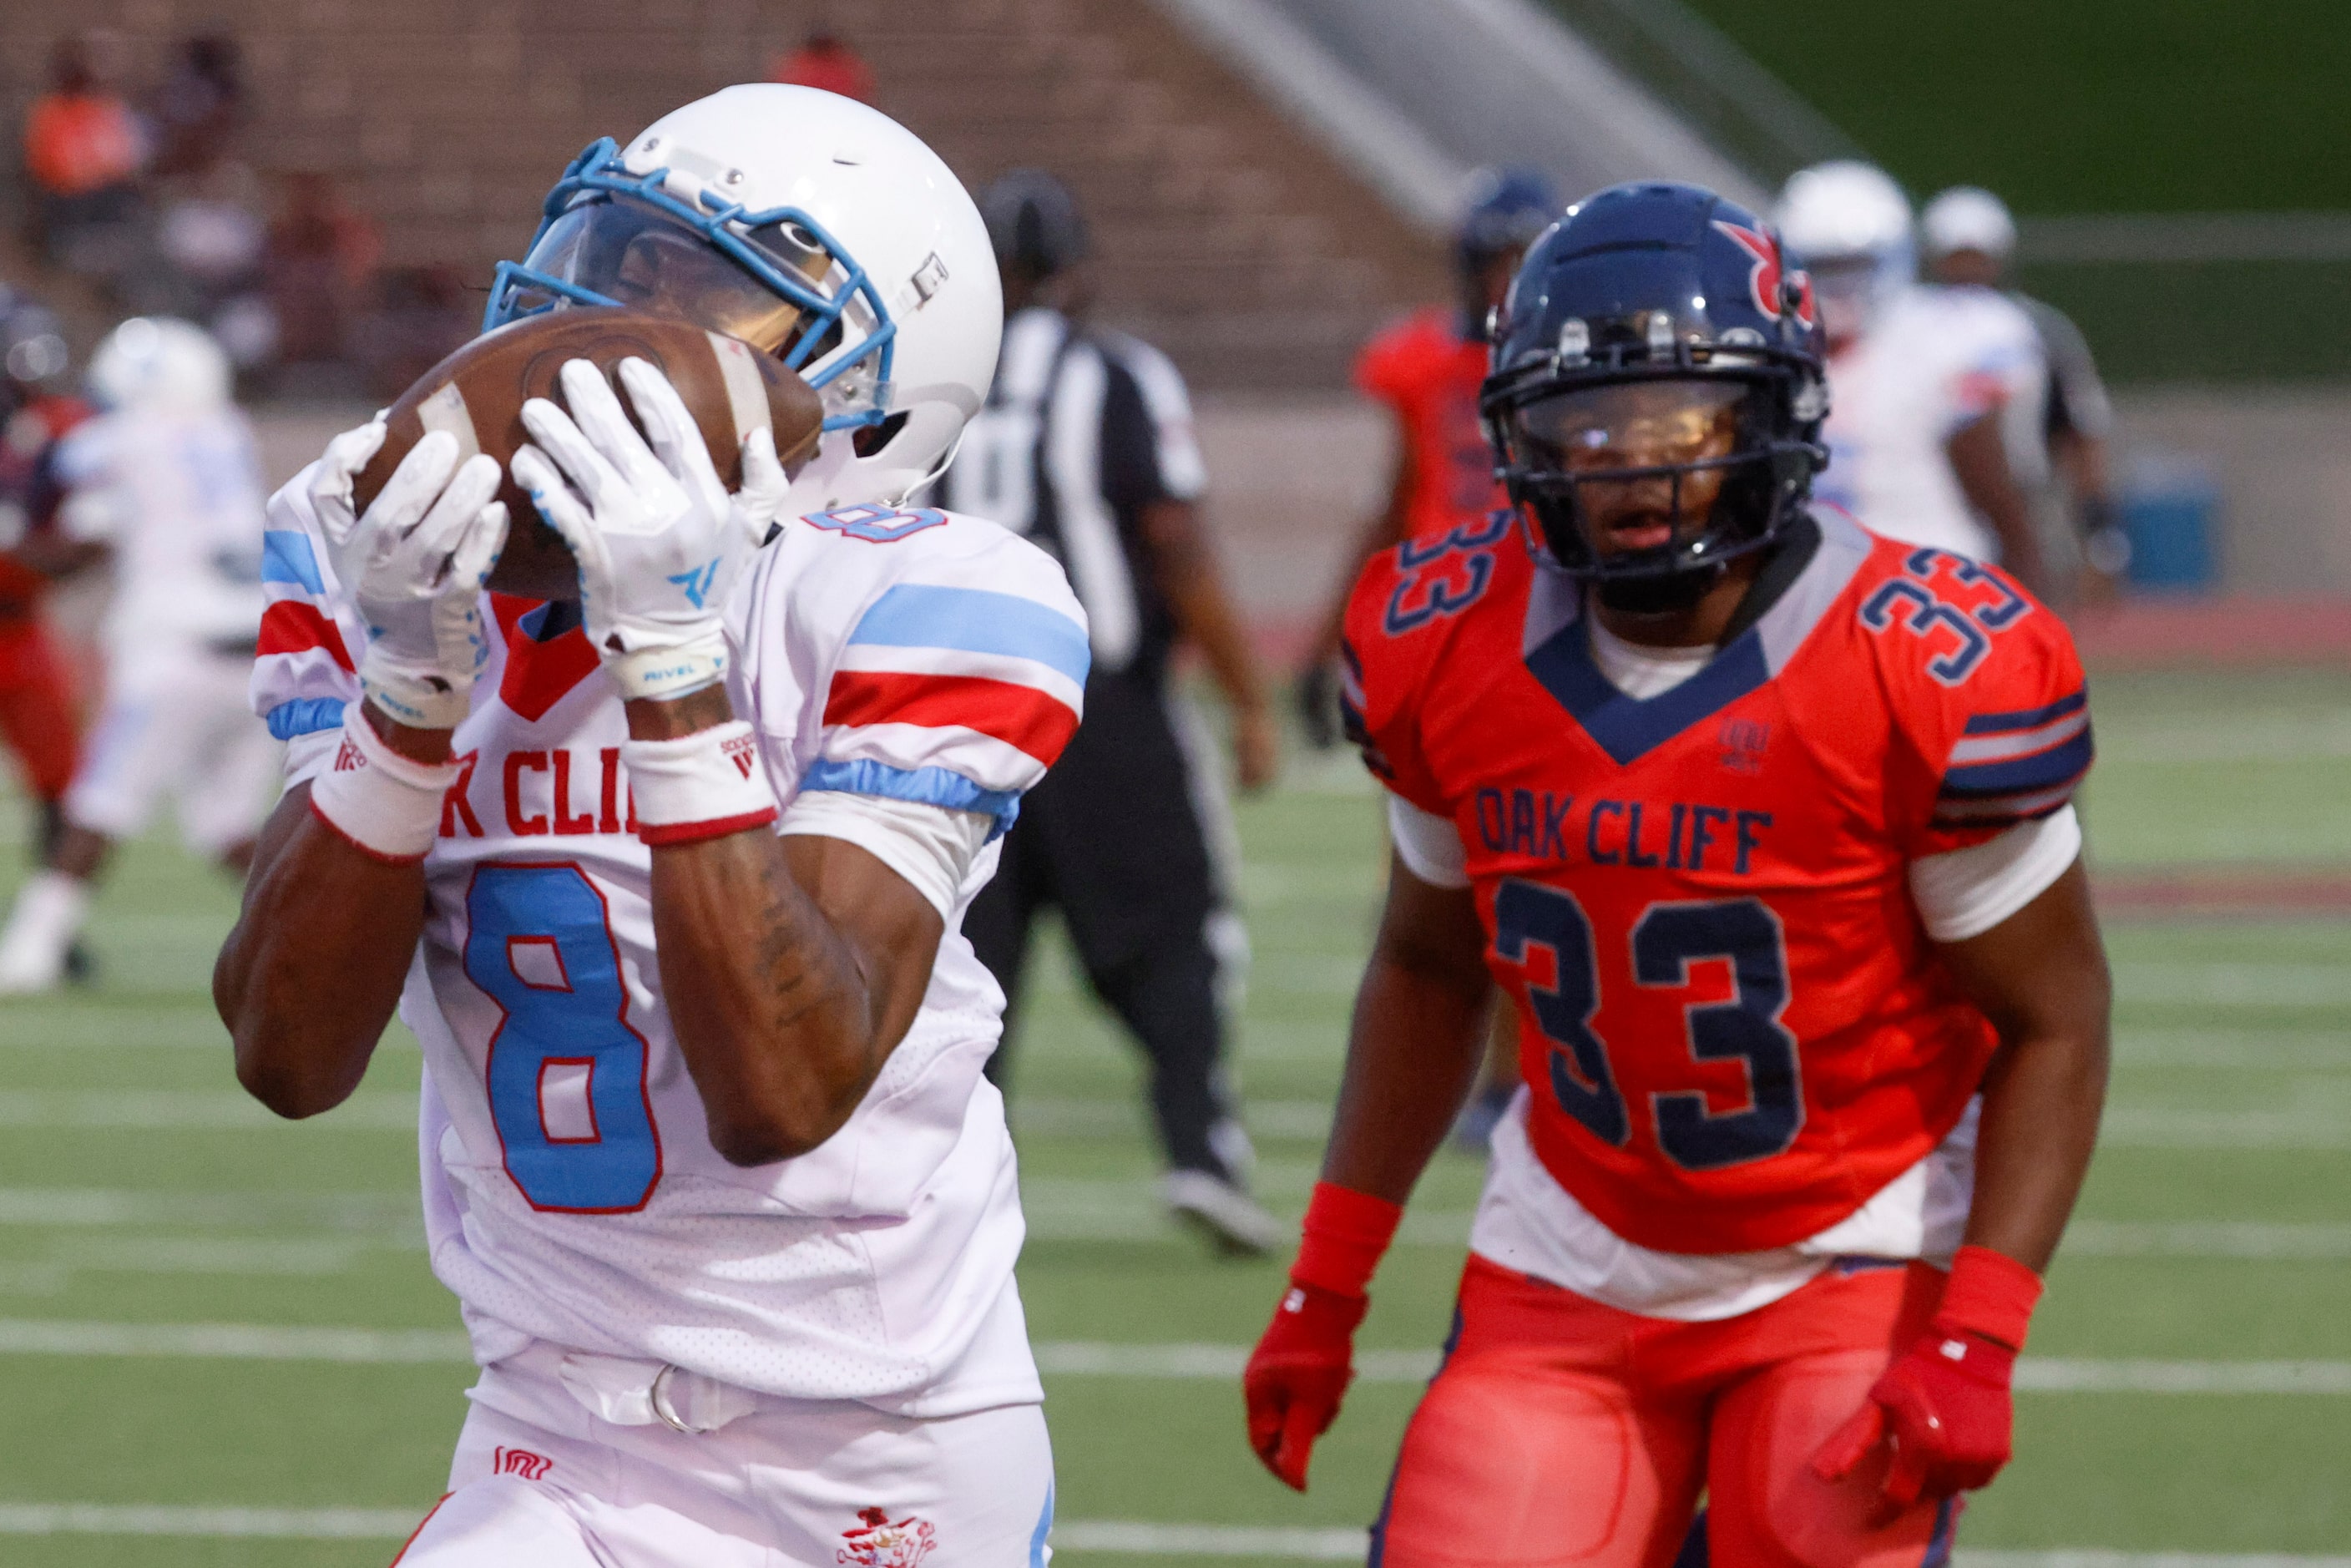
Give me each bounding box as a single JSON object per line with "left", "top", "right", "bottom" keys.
{"left": 0, "top": 665, "right": 2346, "bottom": 1565}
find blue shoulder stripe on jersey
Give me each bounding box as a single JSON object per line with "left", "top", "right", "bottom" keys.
{"left": 1524, "top": 620, "right": 1771, "bottom": 767}
{"left": 847, "top": 584, "right": 1090, "bottom": 687}
{"left": 1963, "top": 690, "right": 2086, "bottom": 736}
{"left": 797, "top": 757, "right": 1024, "bottom": 840}
{"left": 1940, "top": 727, "right": 2094, "bottom": 797}
{"left": 260, "top": 530, "right": 324, "bottom": 593}
{"left": 265, "top": 695, "right": 346, "bottom": 741}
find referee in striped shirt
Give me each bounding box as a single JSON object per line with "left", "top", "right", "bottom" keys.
{"left": 942, "top": 169, "right": 1284, "bottom": 1254}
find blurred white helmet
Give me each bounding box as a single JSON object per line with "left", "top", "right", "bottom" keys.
{"left": 1774, "top": 161, "right": 1914, "bottom": 342}
{"left": 1921, "top": 185, "right": 2017, "bottom": 262}
{"left": 485, "top": 84, "right": 1001, "bottom": 511}
{"left": 87, "top": 317, "right": 234, "bottom": 414}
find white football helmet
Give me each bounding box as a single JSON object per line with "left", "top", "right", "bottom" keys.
{"left": 1921, "top": 185, "right": 2017, "bottom": 263}
{"left": 1774, "top": 161, "right": 1914, "bottom": 344}
{"left": 87, "top": 316, "right": 233, "bottom": 414}
{"left": 485, "top": 84, "right": 1001, "bottom": 512}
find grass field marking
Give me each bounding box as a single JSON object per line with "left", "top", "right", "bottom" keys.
{"left": 0, "top": 1318, "right": 472, "bottom": 1363}
{"left": 0, "top": 1090, "right": 418, "bottom": 1132}
{"left": 0, "top": 1507, "right": 2343, "bottom": 1565}
{"left": 1055, "top": 1520, "right": 1368, "bottom": 1559}
{"left": 2097, "top": 1108, "right": 2351, "bottom": 1150}
{"left": 2110, "top": 963, "right": 2351, "bottom": 1008}
{"left": 0, "top": 1186, "right": 417, "bottom": 1234}
{"left": 2062, "top": 1222, "right": 2351, "bottom": 1259}
{"left": 0, "top": 1504, "right": 426, "bottom": 1539}
{"left": 2114, "top": 1031, "right": 2351, "bottom": 1071}
{"left": 1032, "top": 1343, "right": 2351, "bottom": 1393}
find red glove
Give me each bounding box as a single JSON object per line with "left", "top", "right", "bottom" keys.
{"left": 1242, "top": 1182, "right": 1401, "bottom": 1491}
{"left": 1813, "top": 1246, "right": 2044, "bottom": 1506}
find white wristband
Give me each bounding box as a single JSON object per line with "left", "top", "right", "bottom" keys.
{"left": 622, "top": 721, "right": 778, "bottom": 847}
{"left": 609, "top": 629, "right": 730, "bottom": 703}
{"left": 307, "top": 707, "right": 458, "bottom": 863}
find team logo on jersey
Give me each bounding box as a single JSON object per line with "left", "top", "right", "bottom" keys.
{"left": 1718, "top": 717, "right": 1771, "bottom": 774}
{"left": 1711, "top": 220, "right": 1816, "bottom": 329}
{"left": 493, "top": 1445, "right": 553, "bottom": 1482}
{"left": 837, "top": 1506, "right": 937, "bottom": 1568}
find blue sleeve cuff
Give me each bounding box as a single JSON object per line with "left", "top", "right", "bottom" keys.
{"left": 797, "top": 758, "right": 1023, "bottom": 841}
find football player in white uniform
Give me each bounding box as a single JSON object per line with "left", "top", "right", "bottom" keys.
{"left": 214, "top": 87, "right": 1087, "bottom": 1565}
{"left": 0, "top": 316, "right": 279, "bottom": 993}
{"left": 1775, "top": 162, "right": 2050, "bottom": 592}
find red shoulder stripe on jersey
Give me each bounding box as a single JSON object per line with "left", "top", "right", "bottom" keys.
{"left": 258, "top": 601, "right": 353, "bottom": 672}
{"left": 823, "top": 670, "right": 1080, "bottom": 763}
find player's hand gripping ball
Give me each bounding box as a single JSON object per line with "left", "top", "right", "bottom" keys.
{"left": 1242, "top": 1281, "right": 1368, "bottom": 1492}
{"left": 311, "top": 422, "right": 508, "bottom": 731}
{"left": 512, "top": 357, "right": 790, "bottom": 701}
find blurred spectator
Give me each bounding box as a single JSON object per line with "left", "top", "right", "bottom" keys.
{"left": 350, "top": 264, "right": 473, "bottom": 402}
{"left": 768, "top": 28, "right": 874, "bottom": 103}
{"left": 149, "top": 34, "right": 245, "bottom": 178}
{"left": 265, "top": 171, "right": 382, "bottom": 367}
{"left": 22, "top": 31, "right": 151, "bottom": 284}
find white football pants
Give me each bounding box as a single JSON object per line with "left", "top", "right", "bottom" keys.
{"left": 394, "top": 1351, "right": 1054, "bottom": 1568}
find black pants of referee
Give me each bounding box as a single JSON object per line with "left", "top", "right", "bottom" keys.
{"left": 963, "top": 669, "right": 1241, "bottom": 1181}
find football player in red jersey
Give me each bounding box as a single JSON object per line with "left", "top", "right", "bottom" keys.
{"left": 0, "top": 292, "right": 95, "bottom": 904}
{"left": 1298, "top": 168, "right": 1557, "bottom": 744}
{"left": 1242, "top": 184, "right": 2110, "bottom": 1566}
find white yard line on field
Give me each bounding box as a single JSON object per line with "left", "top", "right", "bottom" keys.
{"left": 2111, "top": 964, "right": 2351, "bottom": 1009}
{"left": 0, "top": 1090, "right": 417, "bottom": 1131}
{"left": 0, "top": 1505, "right": 2342, "bottom": 1565}
{"left": 7, "top": 1321, "right": 2344, "bottom": 1393}
{"left": 2063, "top": 1222, "right": 2351, "bottom": 1260}
{"left": 0, "top": 1186, "right": 416, "bottom": 1232}
{"left": 0, "top": 1318, "right": 471, "bottom": 1363}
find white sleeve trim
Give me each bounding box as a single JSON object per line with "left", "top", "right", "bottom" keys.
{"left": 1387, "top": 792, "right": 1469, "bottom": 889}
{"left": 778, "top": 790, "right": 992, "bottom": 919}
{"left": 1909, "top": 805, "right": 2081, "bottom": 943}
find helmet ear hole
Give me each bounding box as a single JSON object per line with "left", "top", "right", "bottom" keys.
{"left": 852, "top": 410, "right": 910, "bottom": 458}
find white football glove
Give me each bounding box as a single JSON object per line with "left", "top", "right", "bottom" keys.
{"left": 311, "top": 422, "right": 509, "bottom": 731}
{"left": 512, "top": 357, "right": 787, "bottom": 703}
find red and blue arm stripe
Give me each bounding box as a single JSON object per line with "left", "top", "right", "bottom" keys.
{"left": 1934, "top": 690, "right": 2091, "bottom": 825}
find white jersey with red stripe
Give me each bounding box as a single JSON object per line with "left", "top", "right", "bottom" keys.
{"left": 252, "top": 479, "right": 1089, "bottom": 1418}
{"left": 1814, "top": 283, "right": 2046, "bottom": 562}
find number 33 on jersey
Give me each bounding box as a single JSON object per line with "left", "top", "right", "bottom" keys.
{"left": 1342, "top": 509, "right": 2092, "bottom": 1256}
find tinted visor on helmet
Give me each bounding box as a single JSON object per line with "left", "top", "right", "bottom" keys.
{"left": 1507, "top": 377, "right": 1775, "bottom": 574}
{"left": 509, "top": 194, "right": 846, "bottom": 366}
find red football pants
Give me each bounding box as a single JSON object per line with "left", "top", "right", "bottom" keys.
{"left": 0, "top": 618, "right": 79, "bottom": 802}
{"left": 1373, "top": 1254, "right": 1958, "bottom": 1568}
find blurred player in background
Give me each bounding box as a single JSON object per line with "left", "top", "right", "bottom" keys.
{"left": 1242, "top": 184, "right": 2109, "bottom": 1564}
{"left": 941, "top": 168, "right": 1285, "bottom": 1254}
{"left": 1297, "top": 168, "right": 1559, "bottom": 1149}
{"left": 1297, "top": 167, "right": 1558, "bottom": 744}
{"left": 0, "top": 290, "right": 94, "bottom": 928}
{"left": 0, "top": 316, "right": 274, "bottom": 994}
{"left": 1923, "top": 186, "right": 2123, "bottom": 607}
{"left": 217, "top": 86, "right": 1078, "bottom": 1564}
{"left": 1776, "top": 162, "right": 2050, "bottom": 597}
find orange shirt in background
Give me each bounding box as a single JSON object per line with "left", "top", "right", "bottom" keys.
{"left": 23, "top": 93, "right": 146, "bottom": 197}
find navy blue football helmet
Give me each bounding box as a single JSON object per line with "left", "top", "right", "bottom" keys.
{"left": 1459, "top": 167, "right": 1560, "bottom": 270}
{"left": 1480, "top": 182, "right": 1828, "bottom": 597}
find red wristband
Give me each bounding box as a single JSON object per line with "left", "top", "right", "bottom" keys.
{"left": 1289, "top": 1181, "right": 1403, "bottom": 1298}
{"left": 1937, "top": 1244, "right": 2044, "bottom": 1352}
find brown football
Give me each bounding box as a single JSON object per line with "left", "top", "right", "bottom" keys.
{"left": 353, "top": 306, "right": 826, "bottom": 532}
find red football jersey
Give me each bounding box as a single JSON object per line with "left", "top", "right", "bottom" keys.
{"left": 0, "top": 395, "right": 93, "bottom": 608}
{"left": 1355, "top": 308, "right": 1503, "bottom": 541}
{"left": 1342, "top": 509, "right": 2091, "bottom": 1254}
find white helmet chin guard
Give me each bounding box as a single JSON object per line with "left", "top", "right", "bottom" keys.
{"left": 1773, "top": 160, "right": 1914, "bottom": 341}
{"left": 485, "top": 84, "right": 1002, "bottom": 512}
{"left": 88, "top": 316, "right": 234, "bottom": 414}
